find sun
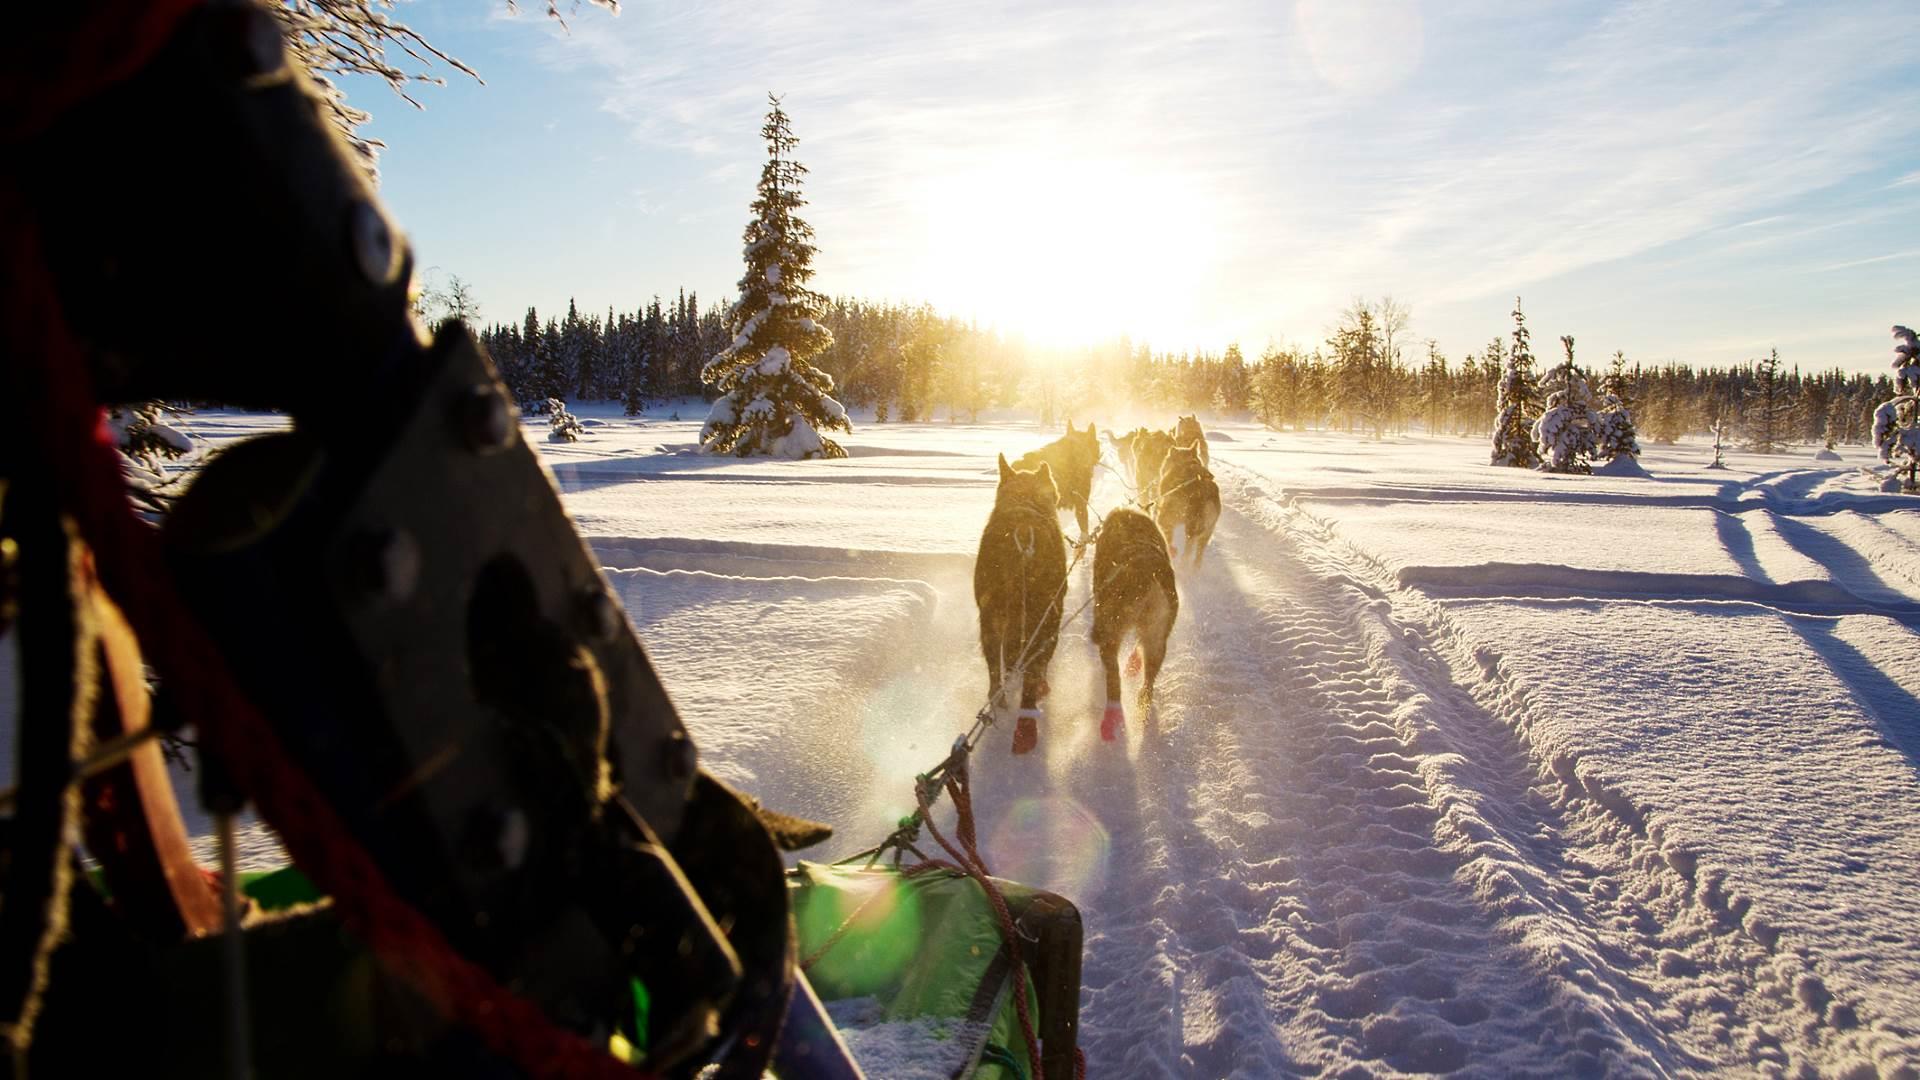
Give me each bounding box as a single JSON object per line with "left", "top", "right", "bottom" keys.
{"left": 911, "top": 154, "right": 1223, "bottom": 350}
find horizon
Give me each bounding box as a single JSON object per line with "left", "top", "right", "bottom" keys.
{"left": 349, "top": 0, "right": 1920, "bottom": 375}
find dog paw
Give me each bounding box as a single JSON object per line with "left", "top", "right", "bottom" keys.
{"left": 1100, "top": 701, "right": 1125, "bottom": 742}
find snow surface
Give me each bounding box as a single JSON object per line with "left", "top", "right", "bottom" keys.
{"left": 821, "top": 996, "right": 986, "bottom": 1079}
{"left": 5, "top": 406, "right": 1919, "bottom": 1076}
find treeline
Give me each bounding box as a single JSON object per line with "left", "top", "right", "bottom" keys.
{"left": 1248, "top": 341, "right": 1895, "bottom": 447}
{"left": 477, "top": 293, "right": 730, "bottom": 410}
{"left": 470, "top": 293, "right": 1897, "bottom": 446}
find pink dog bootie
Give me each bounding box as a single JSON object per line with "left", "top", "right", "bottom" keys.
{"left": 1012, "top": 708, "right": 1042, "bottom": 755}
{"left": 1100, "top": 700, "right": 1125, "bottom": 742}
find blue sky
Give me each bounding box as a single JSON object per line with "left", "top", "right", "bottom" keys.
{"left": 351, "top": 0, "right": 1920, "bottom": 374}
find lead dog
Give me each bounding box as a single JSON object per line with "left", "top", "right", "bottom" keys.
{"left": 976, "top": 454, "right": 1069, "bottom": 754}
{"left": 1092, "top": 507, "right": 1178, "bottom": 741}
{"left": 1106, "top": 427, "right": 1147, "bottom": 484}
{"left": 1156, "top": 444, "right": 1220, "bottom": 567}
{"left": 1015, "top": 420, "right": 1100, "bottom": 539}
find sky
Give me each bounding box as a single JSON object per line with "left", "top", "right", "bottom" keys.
{"left": 348, "top": 0, "right": 1920, "bottom": 375}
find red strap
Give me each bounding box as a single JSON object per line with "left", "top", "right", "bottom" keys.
{"left": 915, "top": 767, "right": 1046, "bottom": 1076}
{"left": 2, "top": 5, "right": 653, "bottom": 1075}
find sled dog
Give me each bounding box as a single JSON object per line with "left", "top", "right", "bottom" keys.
{"left": 1015, "top": 420, "right": 1100, "bottom": 539}
{"left": 1174, "top": 414, "right": 1209, "bottom": 468}
{"left": 1131, "top": 428, "right": 1175, "bottom": 505}
{"left": 1092, "top": 507, "right": 1179, "bottom": 741}
{"left": 1156, "top": 443, "right": 1220, "bottom": 568}
{"left": 976, "top": 454, "right": 1069, "bottom": 754}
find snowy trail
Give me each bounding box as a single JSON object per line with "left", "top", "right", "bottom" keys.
{"left": 1026, "top": 499, "right": 1694, "bottom": 1077}
{"left": 30, "top": 413, "right": 1912, "bottom": 1075}
{"left": 598, "top": 446, "right": 1906, "bottom": 1076}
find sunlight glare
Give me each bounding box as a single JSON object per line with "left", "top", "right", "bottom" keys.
{"left": 858, "top": 671, "right": 959, "bottom": 820}
{"left": 914, "top": 155, "right": 1223, "bottom": 349}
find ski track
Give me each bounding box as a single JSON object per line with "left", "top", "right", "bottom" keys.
{"left": 1212, "top": 462, "right": 1910, "bottom": 1078}
{"left": 742, "top": 454, "right": 1907, "bottom": 1077}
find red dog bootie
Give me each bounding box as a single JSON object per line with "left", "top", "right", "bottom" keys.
{"left": 1125, "top": 646, "right": 1143, "bottom": 677}
{"left": 1012, "top": 709, "right": 1041, "bottom": 755}
{"left": 1100, "top": 701, "right": 1125, "bottom": 742}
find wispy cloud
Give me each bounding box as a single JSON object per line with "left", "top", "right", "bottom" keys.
{"left": 1813, "top": 251, "right": 1913, "bottom": 274}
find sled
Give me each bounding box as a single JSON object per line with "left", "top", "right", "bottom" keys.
{"left": 790, "top": 861, "right": 1083, "bottom": 1080}
{"left": 32, "top": 862, "right": 1081, "bottom": 1079}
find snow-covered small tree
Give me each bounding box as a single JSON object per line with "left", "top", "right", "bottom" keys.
{"left": 112, "top": 401, "right": 192, "bottom": 471}
{"left": 1874, "top": 325, "right": 1920, "bottom": 491}
{"left": 1706, "top": 404, "right": 1731, "bottom": 469}
{"left": 1534, "top": 335, "right": 1599, "bottom": 473}
{"left": 1491, "top": 298, "right": 1541, "bottom": 467}
{"left": 1594, "top": 350, "right": 1641, "bottom": 461}
{"left": 700, "top": 95, "right": 850, "bottom": 459}
{"left": 546, "top": 397, "right": 583, "bottom": 443}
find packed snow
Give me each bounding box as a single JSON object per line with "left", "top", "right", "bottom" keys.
{"left": 5, "top": 404, "right": 1918, "bottom": 1077}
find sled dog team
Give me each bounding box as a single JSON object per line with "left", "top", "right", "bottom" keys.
{"left": 975, "top": 416, "right": 1221, "bottom": 754}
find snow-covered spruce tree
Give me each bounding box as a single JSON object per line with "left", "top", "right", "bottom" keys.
{"left": 1534, "top": 335, "right": 1599, "bottom": 473}
{"left": 1892, "top": 325, "right": 1920, "bottom": 395}
{"left": 700, "top": 96, "right": 850, "bottom": 459}
{"left": 1873, "top": 325, "right": 1920, "bottom": 491}
{"left": 1594, "top": 350, "right": 1641, "bottom": 461}
{"left": 1744, "top": 347, "right": 1791, "bottom": 453}
{"left": 1490, "top": 298, "right": 1541, "bottom": 467}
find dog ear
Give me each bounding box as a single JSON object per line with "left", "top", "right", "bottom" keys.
{"left": 1035, "top": 461, "right": 1055, "bottom": 489}
{"left": 998, "top": 452, "right": 1013, "bottom": 482}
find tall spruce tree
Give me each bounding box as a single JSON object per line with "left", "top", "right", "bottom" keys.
{"left": 1744, "top": 348, "right": 1792, "bottom": 453}
{"left": 622, "top": 311, "right": 648, "bottom": 416}
{"left": 700, "top": 95, "right": 850, "bottom": 458}
{"left": 1491, "top": 298, "right": 1541, "bottom": 467}
{"left": 526, "top": 315, "right": 564, "bottom": 406}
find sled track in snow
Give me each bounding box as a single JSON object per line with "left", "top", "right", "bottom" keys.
{"left": 1212, "top": 461, "right": 1909, "bottom": 1077}
{"left": 1044, "top": 501, "right": 1685, "bottom": 1076}
{"left": 573, "top": 459, "right": 1910, "bottom": 1075}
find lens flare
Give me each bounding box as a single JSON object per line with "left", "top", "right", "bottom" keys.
{"left": 986, "top": 796, "right": 1112, "bottom": 901}
{"left": 795, "top": 872, "right": 924, "bottom": 997}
